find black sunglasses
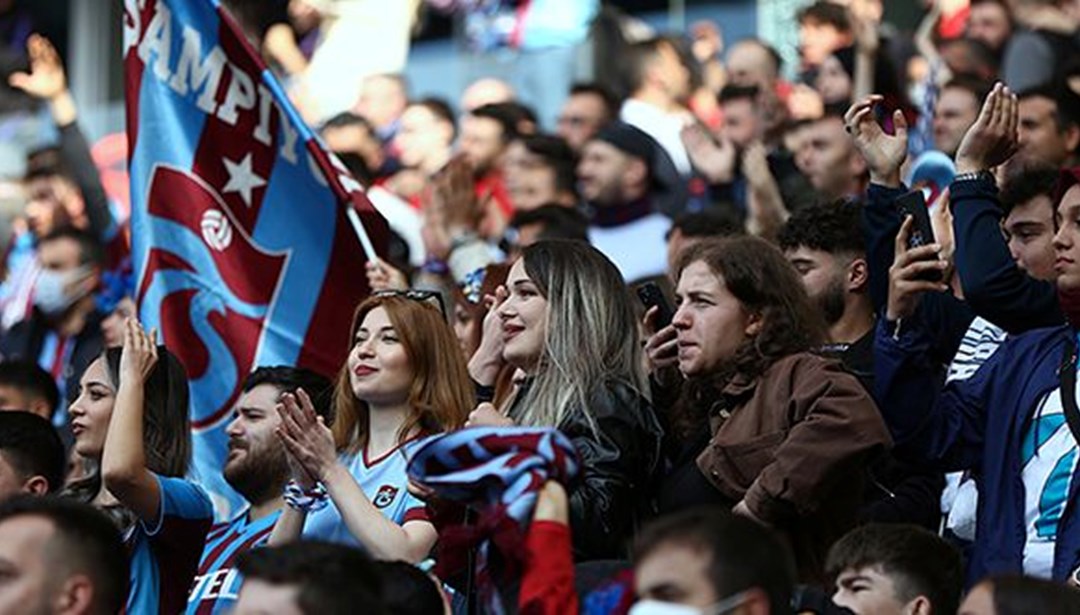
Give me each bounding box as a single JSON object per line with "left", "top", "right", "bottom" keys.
{"left": 373, "top": 289, "right": 447, "bottom": 318}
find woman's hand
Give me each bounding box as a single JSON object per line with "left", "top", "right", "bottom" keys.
{"left": 468, "top": 286, "right": 509, "bottom": 385}
{"left": 119, "top": 318, "right": 158, "bottom": 386}
{"left": 465, "top": 402, "right": 514, "bottom": 428}
{"left": 642, "top": 306, "right": 678, "bottom": 374}
{"left": 276, "top": 388, "right": 338, "bottom": 482}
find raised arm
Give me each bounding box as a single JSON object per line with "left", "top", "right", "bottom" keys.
{"left": 950, "top": 83, "right": 1062, "bottom": 332}
{"left": 10, "top": 35, "right": 114, "bottom": 241}
{"left": 100, "top": 319, "right": 163, "bottom": 523}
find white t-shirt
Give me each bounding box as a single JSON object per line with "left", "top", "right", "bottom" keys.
{"left": 941, "top": 317, "right": 1007, "bottom": 540}
{"left": 588, "top": 213, "right": 670, "bottom": 283}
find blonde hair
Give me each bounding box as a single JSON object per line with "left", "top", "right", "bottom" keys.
{"left": 331, "top": 295, "right": 472, "bottom": 454}
{"left": 511, "top": 241, "right": 648, "bottom": 430}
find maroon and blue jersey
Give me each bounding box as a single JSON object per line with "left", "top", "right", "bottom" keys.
{"left": 185, "top": 508, "right": 280, "bottom": 614}
{"left": 126, "top": 474, "right": 214, "bottom": 615}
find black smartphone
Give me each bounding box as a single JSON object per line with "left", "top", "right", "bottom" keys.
{"left": 637, "top": 282, "right": 674, "bottom": 329}
{"left": 893, "top": 190, "right": 943, "bottom": 282}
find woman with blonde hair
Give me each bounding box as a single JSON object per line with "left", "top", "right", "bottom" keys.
{"left": 468, "top": 240, "right": 664, "bottom": 560}
{"left": 270, "top": 292, "right": 472, "bottom": 562}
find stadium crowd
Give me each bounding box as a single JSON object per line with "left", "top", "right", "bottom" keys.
{"left": 3, "top": 0, "right": 1080, "bottom": 613}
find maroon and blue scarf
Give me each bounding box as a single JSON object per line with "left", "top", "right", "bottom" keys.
{"left": 407, "top": 427, "right": 580, "bottom": 605}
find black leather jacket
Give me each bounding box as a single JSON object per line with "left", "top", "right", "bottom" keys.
{"left": 508, "top": 377, "right": 665, "bottom": 561}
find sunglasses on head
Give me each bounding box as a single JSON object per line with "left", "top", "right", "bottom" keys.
{"left": 373, "top": 289, "right": 447, "bottom": 318}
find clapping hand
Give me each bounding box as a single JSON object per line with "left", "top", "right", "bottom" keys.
{"left": 276, "top": 389, "right": 337, "bottom": 483}
{"left": 955, "top": 82, "right": 1019, "bottom": 175}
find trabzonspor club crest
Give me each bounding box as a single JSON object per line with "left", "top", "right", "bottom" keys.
{"left": 137, "top": 164, "right": 288, "bottom": 430}
{"left": 373, "top": 485, "right": 399, "bottom": 509}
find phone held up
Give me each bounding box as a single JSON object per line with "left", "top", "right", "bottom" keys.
{"left": 893, "top": 190, "right": 943, "bottom": 283}
{"left": 637, "top": 282, "right": 674, "bottom": 330}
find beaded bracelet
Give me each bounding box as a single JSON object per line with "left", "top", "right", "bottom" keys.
{"left": 283, "top": 480, "right": 330, "bottom": 513}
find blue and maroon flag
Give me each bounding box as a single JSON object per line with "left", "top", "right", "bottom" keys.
{"left": 123, "top": 0, "right": 388, "bottom": 515}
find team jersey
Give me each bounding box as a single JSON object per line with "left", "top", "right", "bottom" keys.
{"left": 185, "top": 507, "right": 281, "bottom": 615}
{"left": 302, "top": 436, "right": 430, "bottom": 546}
{"left": 126, "top": 474, "right": 214, "bottom": 615}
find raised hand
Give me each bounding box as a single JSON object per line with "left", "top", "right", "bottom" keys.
{"left": 886, "top": 216, "right": 950, "bottom": 322}
{"left": 468, "top": 285, "right": 509, "bottom": 385}
{"left": 682, "top": 123, "right": 737, "bottom": 184}
{"left": 365, "top": 258, "right": 408, "bottom": 292}
{"left": 844, "top": 95, "right": 908, "bottom": 187}
{"left": 119, "top": 318, "right": 159, "bottom": 386}
{"left": 9, "top": 34, "right": 67, "bottom": 100}
{"left": 642, "top": 306, "right": 678, "bottom": 374}
{"left": 955, "top": 82, "right": 1019, "bottom": 175}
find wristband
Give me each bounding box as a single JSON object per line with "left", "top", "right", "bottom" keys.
{"left": 953, "top": 170, "right": 994, "bottom": 184}
{"left": 283, "top": 480, "right": 329, "bottom": 513}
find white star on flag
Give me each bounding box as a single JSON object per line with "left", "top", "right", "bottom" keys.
{"left": 222, "top": 153, "right": 267, "bottom": 207}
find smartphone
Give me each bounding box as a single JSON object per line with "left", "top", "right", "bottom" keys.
{"left": 893, "top": 190, "right": 943, "bottom": 282}
{"left": 637, "top": 282, "right": 674, "bottom": 329}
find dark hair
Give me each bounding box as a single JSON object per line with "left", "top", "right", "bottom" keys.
{"left": 1021, "top": 83, "right": 1080, "bottom": 134}
{"left": 320, "top": 112, "right": 375, "bottom": 133}
{"left": 470, "top": 102, "right": 526, "bottom": 143}
{"left": 797, "top": 1, "right": 851, "bottom": 32}
{"left": 0, "top": 412, "right": 65, "bottom": 494}
{"left": 625, "top": 36, "right": 684, "bottom": 93}
{"left": 0, "top": 360, "right": 60, "bottom": 419}
{"left": 334, "top": 151, "right": 374, "bottom": 188}
{"left": 372, "top": 560, "right": 445, "bottom": 615}
{"left": 0, "top": 495, "right": 129, "bottom": 615}
{"left": 237, "top": 541, "right": 386, "bottom": 615}
{"left": 409, "top": 97, "right": 457, "bottom": 138}
{"left": 675, "top": 236, "right": 827, "bottom": 382}
{"left": 634, "top": 507, "right": 796, "bottom": 614}
{"left": 666, "top": 211, "right": 743, "bottom": 241}
{"left": 826, "top": 524, "right": 963, "bottom": 614}
{"left": 38, "top": 226, "right": 106, "bottom": 269}
{"left": 719, "top": 84, "right": 760, "bottom": 105}
{"left": 777, "top": 199, "right": 865, "bottom": 256}
{"left": 24, "top": 147, "right": 73, "bottom": 183}
{"left": 939, "top": 37, "right": 1000, "bottom": 76}
{"left": 518, "top": 134, "right": 577, "bottom": 195}
{"left": 569, "top": 82, "right": 619, "bottom": 120}
{"left": 942, "top": 74, "right": 993, "bottom": 108}
{"left": 104, "top": 347, "right": 191, "bottom": 477}
{"left": 243, "top": 366, "right": 334, "bottom": 423}
{"left": 509, "top": 205, "right": 589, "bottom": 244}
{"left": 985, "top": 575, "right": 1080, "bottom": 614}
{"left": 1000, "top": 165, "right": 1060, "bottom": 215}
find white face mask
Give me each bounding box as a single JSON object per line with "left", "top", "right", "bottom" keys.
{"left": 33, "top": 266, "right": 90, "bottom": 316}
{"left": 629, "top": 591, "right": 751, "bottom": 615}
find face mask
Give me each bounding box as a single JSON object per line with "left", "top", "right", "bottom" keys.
{"left": 34, "top": 267, "right": 89, "bottom": 316}
{"left": 629, "top": 592, "right": 751, "bottom": 615}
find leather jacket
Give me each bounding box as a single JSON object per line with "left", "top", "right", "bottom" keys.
{"left": 509, "top": 377, "right": 665, "bottom": 561}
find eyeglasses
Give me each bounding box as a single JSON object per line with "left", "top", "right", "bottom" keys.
{"left": 373, "top": 289, "right": 446, "bottom": 318}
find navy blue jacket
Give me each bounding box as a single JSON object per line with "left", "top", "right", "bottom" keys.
{"left": 874, "top": 317, "right": 1080, "bottom": 583}
{"left": 951, "top": 177, "right": 1063, "bottom": 333}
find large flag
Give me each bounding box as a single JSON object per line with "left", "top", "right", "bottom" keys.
{"left": 124, "top": 0, "right": 388, "bottom": 515}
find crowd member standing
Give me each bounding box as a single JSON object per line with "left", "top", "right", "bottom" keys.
{"left": 467, "top": 240, "right": 664, "bottom": 560}
{"left": 656, "top": 236, "right": 890, "bottom": 582}
{"left": 269, "top": 294, "right": 471, "bottom": 562}
{"left": 64, "top": 318, "right": 213, "bottom": 613}
{"left": 186, "top": 367, "right": 332, "bottom": 615}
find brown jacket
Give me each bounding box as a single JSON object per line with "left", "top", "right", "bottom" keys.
{"left": 696, "top": 352, "right": 892, "bottom": 582}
